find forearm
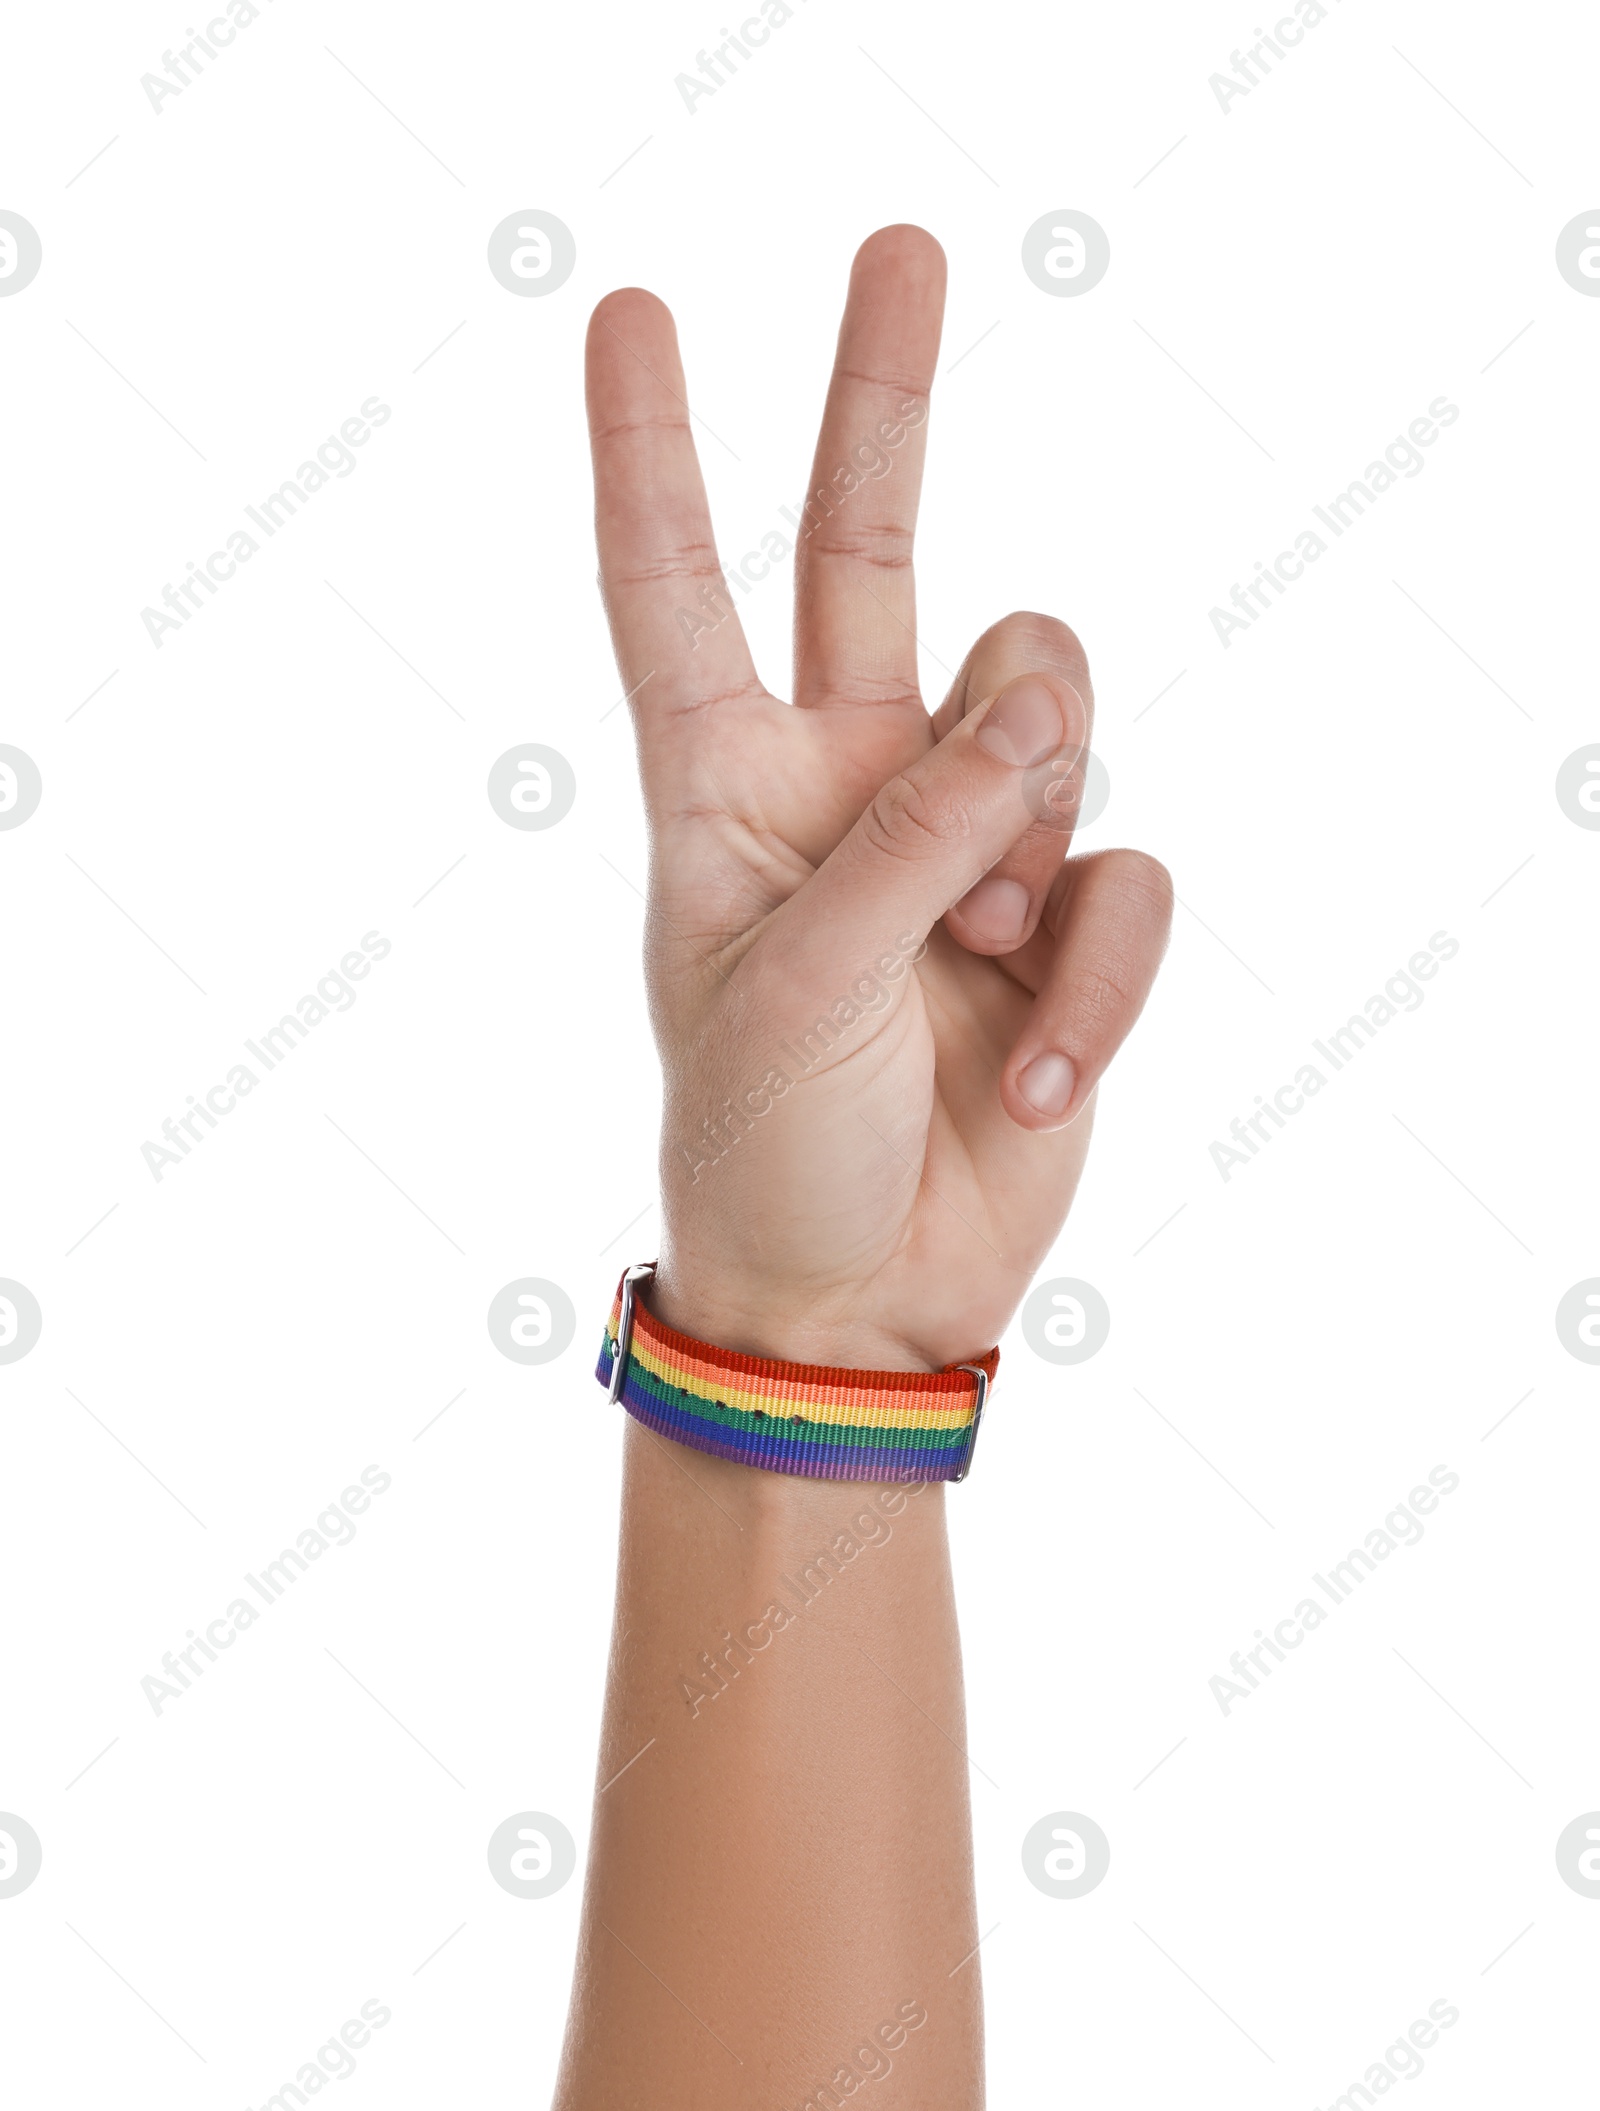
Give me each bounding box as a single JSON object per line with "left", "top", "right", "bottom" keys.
{"left": 553, "top": 1415, "right": 981, "bottom": 2109}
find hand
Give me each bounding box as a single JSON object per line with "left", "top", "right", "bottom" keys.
{"left": 586, "top": 225, "right": 1172, "bottom": 1373}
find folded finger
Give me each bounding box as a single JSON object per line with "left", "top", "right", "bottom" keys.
{"left": 1000, "top": 849, "right": 1174, "bottom": 1130}
{"left": 936, "top": 613, "right": 1095, "bottom": 956}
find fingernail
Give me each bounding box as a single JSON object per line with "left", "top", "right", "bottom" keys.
{"left": 955, "top": 875, "right": 1030, "bottom": 943}
{"left": 1018, "top": 1051, "right": 1076, "bottom": 1119}
{"left": 975, "top": 676, "right": 1066, "bottom": 768}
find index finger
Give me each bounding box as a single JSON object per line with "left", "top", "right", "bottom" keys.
{"left": 585, "top": 288, "right": 763, "bottom": 732}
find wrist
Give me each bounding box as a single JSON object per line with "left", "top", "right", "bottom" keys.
{"left": 646, "top": 1262, "right": 943, "bottom": 1374}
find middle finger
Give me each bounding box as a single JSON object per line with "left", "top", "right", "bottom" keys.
{"left": 792, "top": 224, "right": 946, "bottom": 713}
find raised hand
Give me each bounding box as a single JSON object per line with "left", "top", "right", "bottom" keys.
{"left": 585, "top": 224, "right": 1172, "bottom": 1372}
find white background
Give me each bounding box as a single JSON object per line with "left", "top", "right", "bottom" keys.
{"left": 3, "top": 0, "right": 1598, "bottom": 2103}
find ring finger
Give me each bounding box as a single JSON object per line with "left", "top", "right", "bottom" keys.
{"left": 936, "top": 612, "right": 1095, "bottom": 956}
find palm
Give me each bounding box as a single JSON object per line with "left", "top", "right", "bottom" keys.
{"left": 588, "top": 227, "right": 1165, "bottom": 1369}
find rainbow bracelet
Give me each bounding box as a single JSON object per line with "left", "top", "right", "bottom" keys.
{"left": 595, "top": 1264, "right": 998, "bottom": 1482}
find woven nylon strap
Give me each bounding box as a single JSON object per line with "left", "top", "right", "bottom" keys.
{"left": 595, "top": 1270, "right": 998, "bottom": 1482}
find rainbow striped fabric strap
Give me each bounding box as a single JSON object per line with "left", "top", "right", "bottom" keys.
{"left": 595, "top": 1267, "right": 998, "bottom": 1483}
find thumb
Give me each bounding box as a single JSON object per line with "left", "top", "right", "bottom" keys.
{"left": 778, "top": 673, "right": 1087, "bottom": 976}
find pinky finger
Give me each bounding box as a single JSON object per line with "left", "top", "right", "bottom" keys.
{"left": 1001, "top": 849, "right": 1174, "bottom": 1131}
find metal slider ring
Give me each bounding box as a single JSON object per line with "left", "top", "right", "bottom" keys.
{"left": 606, "top": 1262, "right": 657, "bottom": 1405}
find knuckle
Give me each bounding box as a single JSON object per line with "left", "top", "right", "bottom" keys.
{"left": 609, "top": 537, "right": 722, "bottom": 588}
{"left": 860, "top": 772, "right": 969, "bottom": 863}
{"left": 984, "top": 610, "right": 1091, "bottom": 685}
{"left": 831, "top": 361, "right": 931, "bottom": 398}
{"left": 1074, "top": 960, "right": 1143, "bottom": 1032}
{"left": 804, "top": 677, "right": 923, "bottom": 713}
{"left": 590, "top": 412, "right": 691, "bottom": 445}
{"left": 805, "top": 520, "right": 914, "bottom": 571}
{"left": 1031, "top": 772, "right": 1086, "bottom": 836}
{"left": 1112, "top": 848, "right": 1175, "bottom": 926}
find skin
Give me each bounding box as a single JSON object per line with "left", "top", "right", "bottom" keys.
{"left": 553, "top": 225, "right": 1172, "bottom": 2110}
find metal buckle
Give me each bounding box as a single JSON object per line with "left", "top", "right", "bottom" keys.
{"left": 607, "top": 1262, "right": 658, "bottom": 1404}
{"left": 951, "top": 1363, "right": 989, "bottom": 1482}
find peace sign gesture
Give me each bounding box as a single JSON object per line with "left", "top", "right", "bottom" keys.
{"left": 586, "top": 225, "right": 1172, "bottom": 1373}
